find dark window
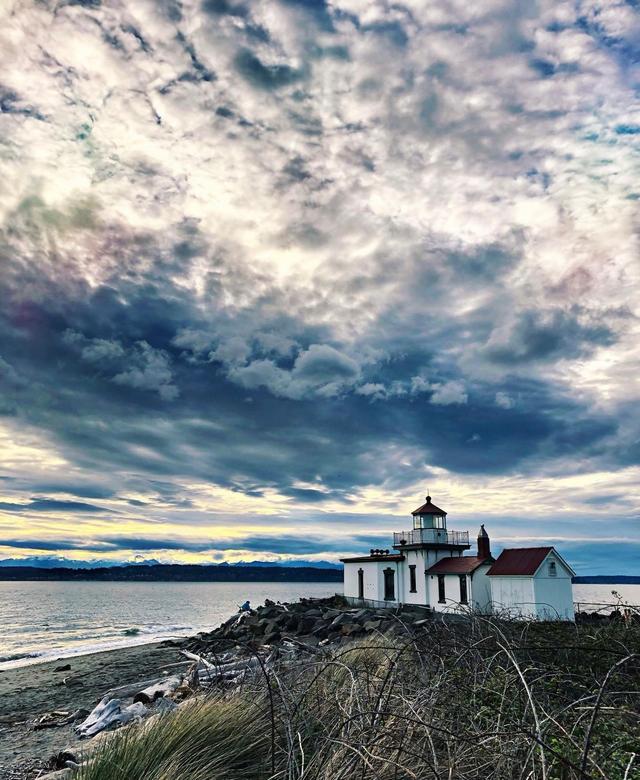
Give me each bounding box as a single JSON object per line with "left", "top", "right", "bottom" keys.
{"left": 384, "top": 568, "right": 395, "bottom": 601}
{"left": 459, "top": 574, "right": 468, "bottom": 604}
{"left": 438, "top": 574, "right": 446, "bottom": 603}
{"left": 548, "top": 561, "right": 557, "bottom": 577}
{"left": 409, "top": 565, "right": 417, "bottom": 593}
{"left": 358, "top": 568, "right": 364, "bottom": 599}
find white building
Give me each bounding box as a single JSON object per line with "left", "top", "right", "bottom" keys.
{"left": 341, "top": 495, "right": 576, "bottom": 621}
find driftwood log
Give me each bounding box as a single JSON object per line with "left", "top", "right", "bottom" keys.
{"left": 133, "top": 674, "right": 183, "bottom": 704}
{"left": 76, "top": 697, "right": 148, "bottom": 737}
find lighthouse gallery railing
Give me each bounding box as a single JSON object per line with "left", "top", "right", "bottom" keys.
{"left": 393, "top": 529, "right": 470, "bottom": 547}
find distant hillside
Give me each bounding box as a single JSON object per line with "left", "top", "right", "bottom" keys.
{"left": 0, "top": 556, "right": 342, "bottom": 570}
{"left": 0, "top": 563, "right": 344, "bottom": 583}
{"left": 573, "top": 575, "right": 640, "bottom": 585}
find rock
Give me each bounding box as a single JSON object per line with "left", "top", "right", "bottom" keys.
{"left": 363, "top": 619, "right": 382, "bottom": 631}
{"left": 50, "top": 749, "right": 81, "bottom": 770}
{"left": 341, "top": 623, "right": 364, "bottom": 636}
{"left": 329, "top": 613, "right": 352, "bottom": 629}
{"left": 41, "top": 769, "right": 73, "bottom": 779}
{"left": 53, "top": 664, "right": 71, "bottom": 672}
{"left": 263, "top": 630, "right": 281, "bottom": 644}
{"left": 62, "top": 676, "right": 84, "bottom": 688}
{"left": 353, "top": 609, "right": 373, "bottom": 622}
{"left": 296, "top": 616, "right": 316, "bottom": 634}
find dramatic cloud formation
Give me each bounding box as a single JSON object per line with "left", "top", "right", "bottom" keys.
{"left": 0, "top": 0, "right": 638, "bottom": 572}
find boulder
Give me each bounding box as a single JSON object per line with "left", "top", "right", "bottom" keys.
{"left": 296, "top": 616, "right": 316, "bottom": 635}
{"left": 341, "top": 623, "right": 364, "bottom": 636}
{"left": 363, "top": 619, "right": 382, "bottom": 631}
{"left": 329, "top": 613, "right": 352, "bottom": 629}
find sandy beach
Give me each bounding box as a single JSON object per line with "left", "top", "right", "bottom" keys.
{"left": 0, "top": 642, "right": 186, "bottom": 779}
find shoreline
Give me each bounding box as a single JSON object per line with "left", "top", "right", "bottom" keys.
{"left": 0, "top": 632, "right": 204, "bottom": 673}
{"left": 0, "top": 641, "right": 185, "bottom": 777}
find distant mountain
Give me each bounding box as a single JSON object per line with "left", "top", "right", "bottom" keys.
{"left": 0, "top": 556, "right": 161, "bottom": 569}
{"left": 0, "top": 556, "right": 342, "bottom": 570}
{"left": 229, "top": 560, "right": 342, "bottom": 570}
{"left": 0, "top": 563, "right": 343, "bottom": 583}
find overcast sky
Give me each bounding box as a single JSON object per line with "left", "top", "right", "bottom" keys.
{"left": 0, "top": 0, "right": 639, "bottom": 574}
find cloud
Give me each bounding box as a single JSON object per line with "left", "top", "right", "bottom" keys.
{"left": 0, "top": 0, "right": 638, "bottom": 572}
{"left": 229, "top": 344, "right": 361, "bottom": 399}
{"left": 429, "top": 380, "right": 468, "bottom": 406}
{"left": 0, "top": 499, "right": 107, "bottom": 513}
{"left": 483, "top": 308, "right": 618, "bottom": 366}
{"left": 495, "top": 392, "right": 515, "bottom": 410}
{"left": 112, "top": 342, "right": 179, "bottom": 401}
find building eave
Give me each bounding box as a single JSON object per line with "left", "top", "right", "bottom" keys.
{"left": 340, "top": 555, "right": 406, "bottom": 564}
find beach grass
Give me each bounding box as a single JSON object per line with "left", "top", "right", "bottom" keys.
{"left": 74, "top": 616, "right": 639, "bottom": 780}
{"left": 76, "top": 697, "right": 270, "bottom": 780}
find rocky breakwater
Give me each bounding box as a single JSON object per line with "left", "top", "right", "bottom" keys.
{"left": 182, "top": 595, "right": 432, "bottom": 655}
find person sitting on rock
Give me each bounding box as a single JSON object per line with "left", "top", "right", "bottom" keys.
{"left": 239, "top": 600, "right": 251, "bottom": 612}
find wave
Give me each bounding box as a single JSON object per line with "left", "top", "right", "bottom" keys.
{"left": 0, "top": 651, "right": 42, "bottom": 663}
{"left": 0, "top": 624, "right": 206, "bottom": 671}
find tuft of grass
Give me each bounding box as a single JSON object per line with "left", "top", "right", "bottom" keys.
{"left": 76, "top": 696, "right": 270, "bottom": 780}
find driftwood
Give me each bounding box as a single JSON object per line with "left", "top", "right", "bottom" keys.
{"left": 76, "top": 698, "right": 147, "bottom": 738}
{"left": 103, "top": 676, "right": 167, "bottom": 700}
{"left": 133, "top": 674, "right": 183, "bottom": 704}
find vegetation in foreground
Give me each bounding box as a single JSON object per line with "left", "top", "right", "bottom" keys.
{"left": 77, "top": 615, "right": 639, "bottom": 780}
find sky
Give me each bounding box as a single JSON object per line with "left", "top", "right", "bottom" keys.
{"left": 0, "top": 0, "right": 639, "bottom": 575}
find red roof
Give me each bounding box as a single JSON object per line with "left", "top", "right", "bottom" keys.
{"left": 412, "top": 496, "right": 447, "bottom": 516}
{"left": 487, "top": 547, "right": 553, "bottom": 576}
{"left": 426, "top": 556, "right": 492, "bottom": 575}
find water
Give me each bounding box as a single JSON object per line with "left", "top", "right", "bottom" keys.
{"left": 0, "top": 580, "right": 340, "bottom": 670}
{"left": 0, "top": 581, "right": 637, "bottom": 671}
{"left": 572, "top": 583, "right": 640, "bottom": 614}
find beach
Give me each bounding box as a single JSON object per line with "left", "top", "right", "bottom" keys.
{"left": 0, "top": 642, "right": 184, "bottom": 779}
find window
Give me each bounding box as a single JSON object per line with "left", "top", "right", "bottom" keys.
{"left": 459, "top": 574, "right": 468, "bottom": 604}
{"left": 438, "top": 574, "right": 446, "bottom": 603}
{"left": 548, "top": 560, "right": 557, "bottom": 577}
{"left": 358, "top": 568, "right": 364, "bottom": 599}
{"left": 384, "top": 568, "right": 395, "bottom": 601}
{"left": 409, "top": 565, "right": 417, "bottom": 593}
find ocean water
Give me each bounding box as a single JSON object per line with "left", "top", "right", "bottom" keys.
{"left": 0, "top": 580, "right": 341, "bottom": 670}
{"left": 0, "top": 581, "right": 637, "bottom": 671}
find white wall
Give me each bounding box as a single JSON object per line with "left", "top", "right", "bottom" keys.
{"left": 471, "top": 565, "right": 492, "bottom": 613}
{"left": 427, "top": 572, "right": 467, "bottom": 613}
{"left": 490, "top": 576, "right": 536, "bottom": 619}
{"left": 533, "top": 552, "right": 574, "bottom": 620}
{"left": 403, "top": 549, "right": 428, "bottom": 605}
{"left": 343, "top": 560, "right": 403, "bottom": 605}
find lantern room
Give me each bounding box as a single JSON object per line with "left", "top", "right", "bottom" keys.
{"left": 411, "top": 495, "right": 447, "bottom": 530}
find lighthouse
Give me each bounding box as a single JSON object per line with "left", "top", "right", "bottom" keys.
{"left": 341, "top": 494, "right": 576, "bottom": 620}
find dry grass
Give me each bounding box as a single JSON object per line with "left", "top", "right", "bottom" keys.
{"left": 76, "top": 615, "right": 640, "bottom": 780}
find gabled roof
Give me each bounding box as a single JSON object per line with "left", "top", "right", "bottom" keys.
{"left": 411, "top": 496, "right": 447, "bottom": 516}
{"left": 426, "top": 556, "right": 493, "bottom": 575}
{"left": 487, "top": 547, "right": 554, "bottom": 576}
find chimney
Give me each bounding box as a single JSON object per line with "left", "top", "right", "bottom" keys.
{"left": 477, "top": 524, "right": 491, "bottom": 560}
